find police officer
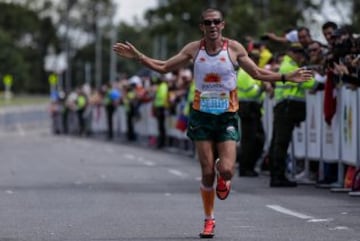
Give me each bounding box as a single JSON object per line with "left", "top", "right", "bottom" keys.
{"left": 76, "top": 87, "right": 88, "bottom": 136}
{"left": 153, "top": 73, "right": 170, "bottom": 148}
{"left": 236, "top": 50, "right": 272, "bottom": 177}
{"left": 269, "top": 43, "right": 315, "bottom": 187}
{"left": 123, "top": 81, "right": 137, "bottom": 141}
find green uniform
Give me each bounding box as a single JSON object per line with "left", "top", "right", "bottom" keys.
{"left": 269, "top": 55, "right": 315, "bottom": 181}
{"left": 153, "top": 81, "right": 169, "bottom": 148}
{"left": 236, "top": 69, "right": 265, "bottom": 176}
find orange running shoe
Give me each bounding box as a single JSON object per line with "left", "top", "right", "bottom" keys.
{"left": 199, "top": 219, "right": 215, "bottom": 238}
{"left": 216, "top": 175, "right": 231, "bottom": 200}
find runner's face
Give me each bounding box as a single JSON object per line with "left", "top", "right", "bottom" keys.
{"left": 200, "top": 11, "right": 224, "bottom": 40}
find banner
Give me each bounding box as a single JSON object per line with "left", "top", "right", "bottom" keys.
{"left": 306, "top": 92, "right": 323, "bottom": 160}
{"left": 145, "top": 103, "right": 158, "bottom": 136}
{"left": 91, "top": 106, "right": 107, "bottom": 132}
{"left": 340, "top": 87, "right": 358, "bottom": 165}
{"left": 116, "top": 106, "right": 127, "bottom": 134}
{"left": 293, "top": 122, "right": 306, "bottom": 159}
{"left": 134, "top": 104, "right": 149, "bottom": 136}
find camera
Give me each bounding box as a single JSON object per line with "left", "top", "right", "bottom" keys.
{"left": 331, "top": 27, "right": 360, "bottom": 59}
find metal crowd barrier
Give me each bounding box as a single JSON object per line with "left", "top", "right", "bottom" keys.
{"left": 262, "top": 87, "right": 359, "bottom": 194}
{"left": 61, "top": 87, "right": 359, "bottom": 194}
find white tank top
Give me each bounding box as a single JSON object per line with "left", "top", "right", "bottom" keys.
{"left": 192, "top": 39, "right": 239, "bottom": 114}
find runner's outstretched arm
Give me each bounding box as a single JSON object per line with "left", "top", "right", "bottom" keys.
{"left": 231, "top": 40, "right": 312, "bottom": 83}
{"left": 113, "top": 41, "right": 196, "bottom": 74}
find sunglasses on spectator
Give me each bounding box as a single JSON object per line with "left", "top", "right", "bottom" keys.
{"left": 202, "top": 19, "right": 223, "bottom": 26}
{"left": 308, "top": 48, "right": 320, "bottom": 52}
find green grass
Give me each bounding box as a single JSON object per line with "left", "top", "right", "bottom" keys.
{"left": 0, "top": 94, "right": 49, "bottom": 107}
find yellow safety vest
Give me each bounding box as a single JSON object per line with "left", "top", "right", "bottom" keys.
{"left": 236, "top": 69, "right": 264, "bottom": 103}
{"left": 154, "top": 82, "right": 169, "bottom": 108}
{"left": 183, "top": 81, "right": 195, "bottom": 116}
{"left": 275, "top": 55, "right": 315, "bottom": 104}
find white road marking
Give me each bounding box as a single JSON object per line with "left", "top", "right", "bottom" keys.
{"left": 123, "top": 154, "right": 135, "bottom": 160}
{"left": 0, "top": 128, "right": 47, "bottom": 138}
{"left": 105, "top": 147, "right": 114, "bottom": 153}
{"left": 168, "top": 169, "right": 187, "bottom": 178}
{"left": 308, "top": 218, "right": 333, "bottom": 223}
{"left": 16, "top": 124, "right": 26, "bottom": 136}
{"left": 136, "top": 157, "right": 155, "bottom": 166}
{"left": 143, "top": 161, "right": 155, "bottom": 166}
{"left": 231, "top": 225, "right": 255, "bottom": 229}
{"left": 266, "top": 205, "right": 314, "bottom": 219}
{"left": 329, "top": 226, "right": 350, "bottom": 231}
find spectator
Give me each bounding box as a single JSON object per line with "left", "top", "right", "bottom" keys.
{"left": 152, "top": 73, "right": 171, "bottom": 148}
{"left": 264, "top": 28, "right": 299, "bottom": 44}
{"left": 236, "top": 49, "right": 272, "bottom": 177}
{"left": 322, "top": 21, "right": 338, "bottom": 50}
{"left": 269, "top": 43, "right": 316, "bottom": 187}
{"left": 253, "top": 42, "right": 273, "bottom": 68}
{"left": 264, "top": 27, "right": 313, "bottom": 50}
{"left": 307, "top": 40, "right": 327, "bottom": 91}
{"left": 123, "top": 78, "right": 139, "bottom": 141}
{"left": 104, "top": 83, "right": 121, "bottom": 140}
{"left": 76, "top": 86, "right": 88, "bottom": 136}
{"left": 297, "top": 27, "right": 313, "bottom": 49}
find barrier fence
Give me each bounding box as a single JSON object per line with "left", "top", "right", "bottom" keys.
{"left": 53, "top": 86, "right": 360, "bottom": 194}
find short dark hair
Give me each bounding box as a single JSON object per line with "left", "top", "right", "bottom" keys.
{"left": 297, "top": 26, "right": 310, "bottom": 35}
{"left": 288, "top": 43, "right": 306, "bottom": 54}
{"left": 322, "top": 21, "right": 338, "bottom": 31}
{"left": 309, "top": 40, "right": 326, "bottom": 48}
{"left": 200, "top": 8, "right": 224, "bottom": 21}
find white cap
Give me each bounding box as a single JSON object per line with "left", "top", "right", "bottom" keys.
{"left": 181, "top": 69, "right": 192, "bottom": 80}
{"left": 161, "top": 72, "right": 174, "bottom": 81}
{"left": 129, "top": 75, "right": 142, "bottom": 86}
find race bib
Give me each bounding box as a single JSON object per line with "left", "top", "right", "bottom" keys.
{"left": 199, "top": 91, "right": 229, "bottom": 115}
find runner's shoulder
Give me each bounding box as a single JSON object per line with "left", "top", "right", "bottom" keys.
{"left": 181, "top": 40, "right": 203, "bottom": 57}
{"left": 226, "top": 38, "right": 245, "bottom": 50}
{"left": 226, "top": 38, "right": 247, "bottom": 58}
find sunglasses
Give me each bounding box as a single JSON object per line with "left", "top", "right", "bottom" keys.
{"left": 202, "top": 19, "right": 223, "bottom": 26}
{"left": 308, "top": 48, "right": 319, "bottom": 52}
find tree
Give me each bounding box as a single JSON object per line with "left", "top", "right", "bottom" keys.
{"left": 0, "top": 2, "right": 58, "bottom": 92}
{"left": 118, "top": 0, "right": 314, "bottom": 63}
{"left": 55, "top": 0, "right": 115, "bottom": 89}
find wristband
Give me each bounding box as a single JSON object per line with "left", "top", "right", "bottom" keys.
{"left": 281, "top": 74, "right": 286, "bottom": 84}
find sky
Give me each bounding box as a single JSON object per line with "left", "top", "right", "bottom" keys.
{"left": 113, "top": 0, "right": 158, "bottom": 24}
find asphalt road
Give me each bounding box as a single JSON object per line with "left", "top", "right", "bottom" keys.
{"left": 0, "top": 130, "right": 359, "bottom": 241}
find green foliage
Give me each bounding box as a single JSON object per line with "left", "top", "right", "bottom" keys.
{"left": 0, "top": 29, "right": 29, "bottom": 91}
{"left": 0, "top": 0, "right": 357, "bottom": 93}
{"left": 0, "top": 2, "right": 58, "bottom": 93}
{"left": 352, "top": 1, "right": 360, "bottom": 31}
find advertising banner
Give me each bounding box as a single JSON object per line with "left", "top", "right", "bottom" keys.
{"left": 321, "top": 86, "right": 340, "bottom": 163}
{"left": 340, "top": 87, "right": 358, "bottom": 165}
{"left": 293, "top": 122, "right": 306, "bottom": 159}
{"left": 306, "top": 92, "right": 323, "bottom": 160}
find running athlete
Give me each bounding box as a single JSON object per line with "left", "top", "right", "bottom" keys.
{"left": 113, "top": 8, "right": 312, "bottom": 239}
